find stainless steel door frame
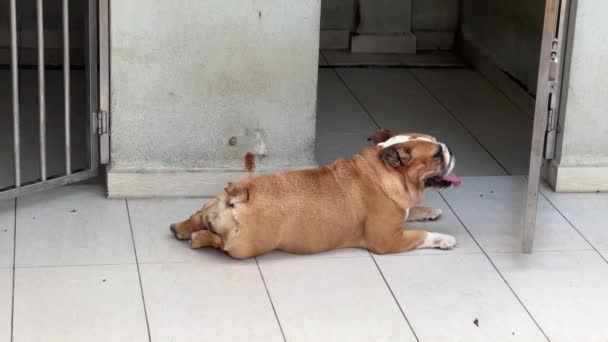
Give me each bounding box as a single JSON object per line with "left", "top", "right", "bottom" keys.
{"left": 0, "top": 0, "right": 101, "bottom": 201}
{"left": 524, "top": 0, "right": 571, "bottom": 253}
{"left": 98, "top": 0, "right": 110, "bottom": 165}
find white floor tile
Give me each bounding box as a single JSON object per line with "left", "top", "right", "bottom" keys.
{"left": 0, "top": 268, "right": 11, "bottom": 342}
{"left": 336, "top": 68, "right": 464, "bottom": 133}
{"left": 399, "top": 191, "right": 480, "bottom": 255}
{"left": 491, "top": 251, "right": 608, "bottom": 342}
{"left": 13, "top": 265, "right": 149, "bottom": 342}
{"left": 411, "top": 69, "right": 532, "bottom": 175}
{"left": 127, "top": 198, "right": 211, "bottom": 263}
{"left": 442, "top": 177, "right": 590, "bottom": 252}
{"left": 0, "top": 200, "right": 15, "bottom": 268}
{"left": 376, "top": 254, "right": 546, "bottom": 341}
{"left": 140, "top": 261, "right": 283, "bottom": 342}
{"left": 15, "top": 186, "right": 135, "bottom": 267}
{"left": 316, "top": 69, "right": 377, "bottom": 133}
{"left": 541, "top": 185, "right": 608, "bottom": 250}
{"left": 315, "top": 132, "right": 373, "bottom": 166}
{"left": 258, "top": 256, "right": 417, "bottom": 342}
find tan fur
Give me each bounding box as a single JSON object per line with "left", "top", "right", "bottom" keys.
{"left": 171, "top": 132, "right": 454, "bottom": 259}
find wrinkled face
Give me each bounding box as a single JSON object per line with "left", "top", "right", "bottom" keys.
{"left": 377, "top": 132, "right": 461, "bottom": 189}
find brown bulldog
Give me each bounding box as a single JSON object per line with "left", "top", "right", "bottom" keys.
{"left": 170, "top": 130, "right": 461, "bottom": 259}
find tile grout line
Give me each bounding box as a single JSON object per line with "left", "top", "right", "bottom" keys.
{"left": 125, "top": 199, "right": 152, "bottom": 342}
{"left": 475, "top": 70, "right": 535, "bottom": 121}
{"left": 331, "top": 67, "right": 382, "bottom": 130}
{"left": 15, "top": 262, "right": 139, "bottom": 269}
{"left": 438, "top": 192, "right": 551, "bottom": 342}
{"left": 540, "top": 192, "right": 608, "bottom": 265}
{"left": 10, "top": 198, "right": 16, "bottom": 342}
{"left": 369, "top": 252, "right": 421, "bottom": 342}
{"left": 408, "top": 70, "right": 512, "bottom": 176}
{"left": 319, "top": 50, "right": 328, "bottom": 66}
{"left": 255, "top": 258, "right": 287, "bottom": 342}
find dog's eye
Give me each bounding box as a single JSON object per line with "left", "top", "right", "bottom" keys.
{"left": 433, "top": 149, "right": 443, "bottom": 160}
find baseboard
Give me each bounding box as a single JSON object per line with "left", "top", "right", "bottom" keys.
{"left": 320, "top": 30, "right": 351, "bottom": 50}
{"left": 106, "top": 165, "right": 317, "bottom": 198}
{"left": 546, "top": 161, "right": 608, "bottom": 192}
{"left": 415, "top": 31, "right": 455, "bottom": 50}
{"left": 458, "top": 34, "right": 535, "bottom": 118}
{"left": 351, "top": 33, "right": 416, "bottom": 54}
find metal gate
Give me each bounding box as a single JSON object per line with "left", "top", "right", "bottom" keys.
{"left": 523, "top": 0, "right": 571, "bottom": 253}
{"left": 0, "top": 0, "right": 109, "bottom": 200}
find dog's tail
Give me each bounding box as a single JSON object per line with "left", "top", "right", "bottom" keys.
{"left": 225, "top": 182, "right": 249, "bottom": 206}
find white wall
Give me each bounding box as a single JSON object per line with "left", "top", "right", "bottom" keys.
{"left": 549, "top": 0, "right": 608, "bottom": 192}
{"left": 108, "top": 0, "right": 320, "bottom": 197}
{"left": 460, "top": 0, "right": 545, "bottom": 93}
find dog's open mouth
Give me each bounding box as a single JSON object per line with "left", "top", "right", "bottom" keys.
{"left": 425, "top": 173, "right": 462, "bottom": 188}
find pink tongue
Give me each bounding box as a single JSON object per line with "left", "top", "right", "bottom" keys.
{"left": 444, "top": 173, "right": 462, "bottom": 187}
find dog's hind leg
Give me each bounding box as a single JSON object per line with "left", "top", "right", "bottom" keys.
{"left": 170, "top": 198, "right": 219, "bottom": 240}
{"left": 406, "top": 206, "right": 443, "bottom": 222}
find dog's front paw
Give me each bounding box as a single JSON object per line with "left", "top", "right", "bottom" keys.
{"left": 419, "top": 232, "right": 456, "bottom": 250}
{"left": 436, "top": 234, "right": 456, "bottom": 249}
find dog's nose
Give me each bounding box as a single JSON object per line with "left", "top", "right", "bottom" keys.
{"left": 170, "top": 224, "right": 176, "bottom": 234}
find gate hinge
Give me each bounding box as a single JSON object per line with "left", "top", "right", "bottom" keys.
{"left": 97, "top": 111, "right": 108, "bottom": 135}
{"left": 546, "top": 81, "right": 559, "bottom": 132}
{"left": 547, "top": 108, "right": 556, "bottom": 132}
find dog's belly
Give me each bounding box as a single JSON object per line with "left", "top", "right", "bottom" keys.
{"left": 275, "top": 213, "right": 366, "bottom": 254}
{"left": 228, "top": 192, "right": 368, "bottom": 255}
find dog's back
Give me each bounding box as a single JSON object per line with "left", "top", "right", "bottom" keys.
{"left": 201, "top": 154, "right": 384, "bottom": 257}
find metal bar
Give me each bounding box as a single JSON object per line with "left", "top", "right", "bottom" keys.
{"left": 524, "top": 0, "right": 560, "bottom": 253}
{"left": 86, "top": 0, "right": 99, "bottom": 170}
{"left": 10, "top": 0, "right": 21, "bottom": 188}
{"left": 544, "top": 0, "right": 571, "bottom": 159}
{"left": 99, "top": 0, "right": 110, "bottom": 164}
{"left": 0, "top": 170, "right": 99, "bottom": 201}
{"left": 63, "top": 0, "right": 71, "bottom": 175}
{"left": 37, "top": 0, "right": 47, "bottom": 181}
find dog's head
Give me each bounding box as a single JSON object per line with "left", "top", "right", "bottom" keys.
{"left": 373, "top": 130, "right": 461, "bottom": 189}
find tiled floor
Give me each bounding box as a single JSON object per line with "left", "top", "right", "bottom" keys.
{"left": 315, "top": 67, "right": 531, "bottom": 175}
{"left": 1, "top": 67, "right": 608, "bottom": 341}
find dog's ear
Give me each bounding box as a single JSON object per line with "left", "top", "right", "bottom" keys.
{"left": 379, "top": 146, "right": 411, "bottom": 168}
{"left": 368, "top": 129, "right": 399, "bottom": 144}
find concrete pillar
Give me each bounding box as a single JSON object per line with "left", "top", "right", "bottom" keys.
{"left": 320, "top": 0, "right": 355, "bottom": 50}
{"left": 351, "top": 0, "right": 416, "bottom": 53}
{"left": 107, "top": 0, "right": 319, "bottom": 197}
{"left": 412, "top": 0, "right": 459, "bottom": 50}
{"left": 546, "top": 0, "right": 608, "bottom": 192}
